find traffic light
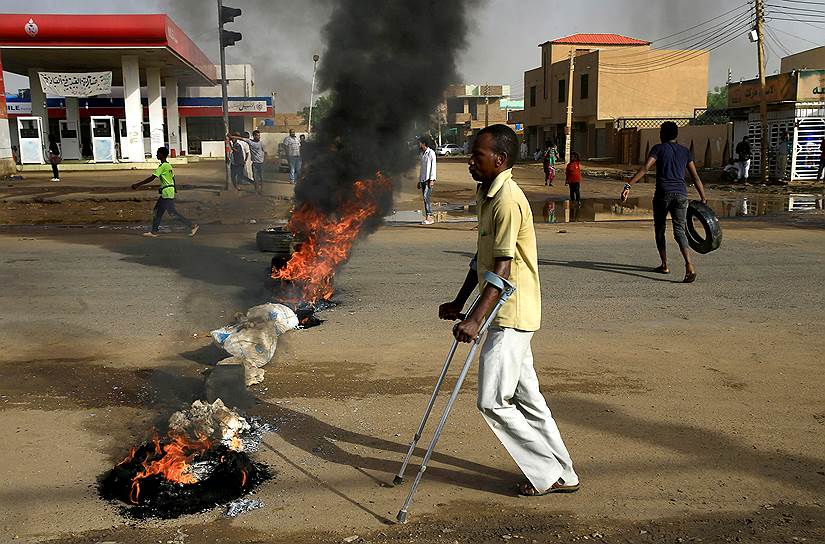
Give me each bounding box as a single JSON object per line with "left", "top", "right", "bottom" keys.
{"left": 220, "top": 5, "right": 242, "bottom": 47}
{"left": 221, "top": 29, "right": 242, "bottom": 47}
{"left": 221, "top": 6, "right": 241, "bottom": 24}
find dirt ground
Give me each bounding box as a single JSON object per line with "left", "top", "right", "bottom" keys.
{"left": 4, "top": 158, "right": 821, "bottom": 226}
{"left": 0, "top": 204, "right": 823, "bottom": 543}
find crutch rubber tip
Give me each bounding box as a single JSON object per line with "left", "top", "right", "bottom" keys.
{"left": 392, "top": 475, "right": 404, "bottom": 486}
{"left": 396, "top": 510, "right": 408, "bottom": 524}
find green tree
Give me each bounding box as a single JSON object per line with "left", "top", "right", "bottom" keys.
{"left": 706, "top": 86, "right": 728, "bottom": 110}
{"left": 299, "top": 95, "right": 334, "bottom": 131}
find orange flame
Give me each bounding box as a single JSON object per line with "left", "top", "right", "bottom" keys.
{"left": 273, "top": 174, "right": 392, "bottom": 303}
{"left": 128, "top": 432, "right": 212, "bottom": 504}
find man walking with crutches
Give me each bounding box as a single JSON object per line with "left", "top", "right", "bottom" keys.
{"left": 439, "top": 124, "right": 579, "bottom": 497}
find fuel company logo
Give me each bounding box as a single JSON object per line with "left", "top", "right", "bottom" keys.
{"left": 24, "top": 18, "right": 39, "bottom": 38}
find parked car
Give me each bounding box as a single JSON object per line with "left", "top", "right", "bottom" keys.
{"left": 436, "top": 143, "right": 462, "bottom": 156}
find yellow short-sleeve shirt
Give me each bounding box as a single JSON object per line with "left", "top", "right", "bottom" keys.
{"left": 476, "top": 168, "right": 541, "bottom": 331}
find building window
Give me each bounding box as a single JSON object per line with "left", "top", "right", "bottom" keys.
{"left": 529, "top": 86, "right": 536, "bottom": 107}
{"left": 558, "top": 79, "right": 566, "bottom": 102}
{"left": 580, "top": 74, "right": 589, "bottom": 99}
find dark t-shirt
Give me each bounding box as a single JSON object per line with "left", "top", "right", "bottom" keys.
{"left": 650, "top": 142, "right": 691, "bottom": 197}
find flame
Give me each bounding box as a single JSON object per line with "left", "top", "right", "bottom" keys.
{"left": 128, "top": 432, "right": 212, "bottom": 504}
{"left": 272, "top": 174, "right": 392, "bottom": 303}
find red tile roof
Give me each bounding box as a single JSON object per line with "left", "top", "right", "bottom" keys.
{"left": 545, "top": 33, "right": 650, "bottom": 46}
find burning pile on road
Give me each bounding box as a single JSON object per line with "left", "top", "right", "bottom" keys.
{"left": 99, "top": 399, "right": 271, "bottom": 519}
{"left": 272, "top": 174, "right": 392, "bottom": 305}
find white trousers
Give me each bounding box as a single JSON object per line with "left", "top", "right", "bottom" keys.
{"left": 477, "top": 326, "right": 577, "bottom": 492}
{"left": 738, "top": 159, "right": 751, "bottom": 180}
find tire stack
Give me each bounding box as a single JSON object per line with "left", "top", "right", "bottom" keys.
{"left": 257, "top": 227, "right": 296, "bottom": 271}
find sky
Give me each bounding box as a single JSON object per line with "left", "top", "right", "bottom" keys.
{"left": 1, "top": 0, "right": 823, "bottom": 110}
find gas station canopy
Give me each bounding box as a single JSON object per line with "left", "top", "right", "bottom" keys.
{"left": 0, "top": 14, "right": 217, "bottom": 87}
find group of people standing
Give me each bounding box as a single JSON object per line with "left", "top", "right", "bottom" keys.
{"left": 732, "top": 132, "right": 825, "bottom": 183}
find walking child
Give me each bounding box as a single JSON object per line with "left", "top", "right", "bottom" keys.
{"left": 542, "top": 141, "right": 558, "bottom": 187}
{"left": 131, "top": 147, "right": 199, "bottom": 238}
{"left": 565, "top": 152, "right": 582, "bottom": 202}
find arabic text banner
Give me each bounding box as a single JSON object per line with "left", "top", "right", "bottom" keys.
{"left": 38, "top": 72, "right": 113, "bottom": 98}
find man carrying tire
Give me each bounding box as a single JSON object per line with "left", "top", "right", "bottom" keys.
{"left": 622, "top": 122, "right": 708, "bottom": 284}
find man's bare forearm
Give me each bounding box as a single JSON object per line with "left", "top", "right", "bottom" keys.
{"left": 452, "top": 267, "right": 478, "bottom": 308}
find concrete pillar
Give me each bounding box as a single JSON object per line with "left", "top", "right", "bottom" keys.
{"left": 180, "top": 117, "right": 188, "bottom": 156}
{"left": 28, "top": 68, "right": 49, "bottom": 142}
{"left": 0, "top": 52, "right": 15, "bottom": 175}
{"left": 146, "top": 67, "right": 164, "bottom": 156}
{"left": 165, "top": 76, "right": 180, "bottom": 157}
{"left": 121, "top": 55, "right": 145, "bottom": 162}
{"left": 65, "top": 97, "right": 79, "bottom": 124}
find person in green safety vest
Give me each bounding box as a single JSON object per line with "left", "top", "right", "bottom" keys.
{"left": 131, "top": 147, "right": 199, "bottom": 238}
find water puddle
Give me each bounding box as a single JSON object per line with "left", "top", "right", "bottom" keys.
{"left": 405, "top": 193, "right": 825, "bottom": 224}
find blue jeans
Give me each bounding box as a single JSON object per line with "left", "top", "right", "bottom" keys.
{"left": 653, "top": 193, "right": 689, "bottom": 251}
{"left": 288, "top": 156, "right": 302, "bottom": 183}
{"left": 252, "top": 162, "right": 263, "bottom": 191}
{"left": 421, "top": 183, "right": 433, "bottom": 216}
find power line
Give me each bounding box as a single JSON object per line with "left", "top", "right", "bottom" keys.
{"left": 599, "top": 20, "right": 752, "bottom": 73}
{"left": 599, "top": 10, "right": 754, "bottom": 68}
{"left": 768, "top": 21, "right": 825, "bottom": 45}
{"left": 597, "top": 5, "right": 752, "bottom": 64}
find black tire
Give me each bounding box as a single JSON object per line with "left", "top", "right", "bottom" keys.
{"left": 686, "top": 201, "right": 722, "bottom": 254}
{"left": 256, "top": 228, "right": 294, "bottom": 253}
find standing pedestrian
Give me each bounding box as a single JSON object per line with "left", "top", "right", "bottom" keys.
{"left": 735, "top": 135, "right": 752, "bottom": 182}
{"left": 131, "top": 147, "right": 198, "bottom": 238}
{"left": 542, "top": 141, "right": 558, "bottom": 187}
{"left": 241, "top": 131, "right": 254, "bottom": 185}
{"left": 622, "top": 121, "right": 707, "bottom": 283}
{"left": 440, "top": 124, "right": 579, "bottom": 497}
{"left": 235, "top": 130, "right": 266, "bottom": 194}
{"left": 565, "top": 151, "right": 582, "bottom": 202}
{"left": 229, "top": 132, "right": 249, "bottom": 189}
{"left": 418, "top": 137, "right": 437, "bottom": 225}
{"left": 282, "top": 129, "right": 302, "bottom": 183}
{"left": 817, "top": 136, "right": 825, "bottom": 182}
{"left": 774, "top": 130, "right": 791, "bottom": 182}
{"left": 47, "top": 134, "right": 61, "bottom": 182}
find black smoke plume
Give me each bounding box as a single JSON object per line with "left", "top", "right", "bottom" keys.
{"left": 295, "top": 0, "right": 468, "bottom": 218}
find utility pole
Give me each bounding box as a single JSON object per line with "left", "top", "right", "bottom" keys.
{"left": 755, "top": 0, "right": 769, "bottom": 183}
{"left": 307, "top": 54, "right": 320, "bottom": 135}
{"left": 483, "top": 84, "right": 490, "bottom": 127}
{"left": 217, "top": 0, "right": 242, "bottom": 190}
{"left": 564, "top": 46, "right": 576, "bottom": 163}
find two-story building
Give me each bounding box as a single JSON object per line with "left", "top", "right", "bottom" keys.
{"left": 442, "top": 84, "right": 522, "bottom": 148}
{"left": 522, "top": 33, "right": 709, "bottom": 160}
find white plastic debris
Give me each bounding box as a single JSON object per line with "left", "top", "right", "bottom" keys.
{"left": 225, "top": 497, "right": 264, "bottom": 517}
{"left": 211, "top": 303, "right": 299, "bottom": 385}
{"left": 168, "top": 399, "right": 251, "bottom": 450}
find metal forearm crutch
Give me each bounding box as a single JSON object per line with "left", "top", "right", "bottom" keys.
{"left": 396, "top": 271, "right": 515, "bottom": 524}
{"left": 392, "top": 295, "right": 481, "bottom": 487}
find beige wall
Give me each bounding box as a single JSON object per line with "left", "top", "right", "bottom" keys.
{"left": 638, "top": 123, "right": 732, "bottom": 167}
{"left": 597, "top": 49, "right": 709, "bottom": 120}
{"left": 525, "top": 46, "right": 708, "bottom": 127}
{"left": 523, "top": 67, "right": 544, "bottom": 127}
{"left": 781, "top": 46, "right": 825, "bottom": 73}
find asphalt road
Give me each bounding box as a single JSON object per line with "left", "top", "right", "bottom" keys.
{"left": 0, "top": 220, "right": 823, "bottom": 543}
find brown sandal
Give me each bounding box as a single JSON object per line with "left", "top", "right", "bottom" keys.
{"left": 518, "top": 480, "right": 580, "bottom": 496}
{"left": 683, "top": 271, "right": 697, "bottom": 283}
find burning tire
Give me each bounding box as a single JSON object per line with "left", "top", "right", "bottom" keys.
{"left": 99, "top": 435, "right": 270, "bottom": 519}
{"left": 256, "top": 227, "right": 294, "bottom": 253}
{"left": 686, "top": 200, "right": 722, "bottom": 254}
